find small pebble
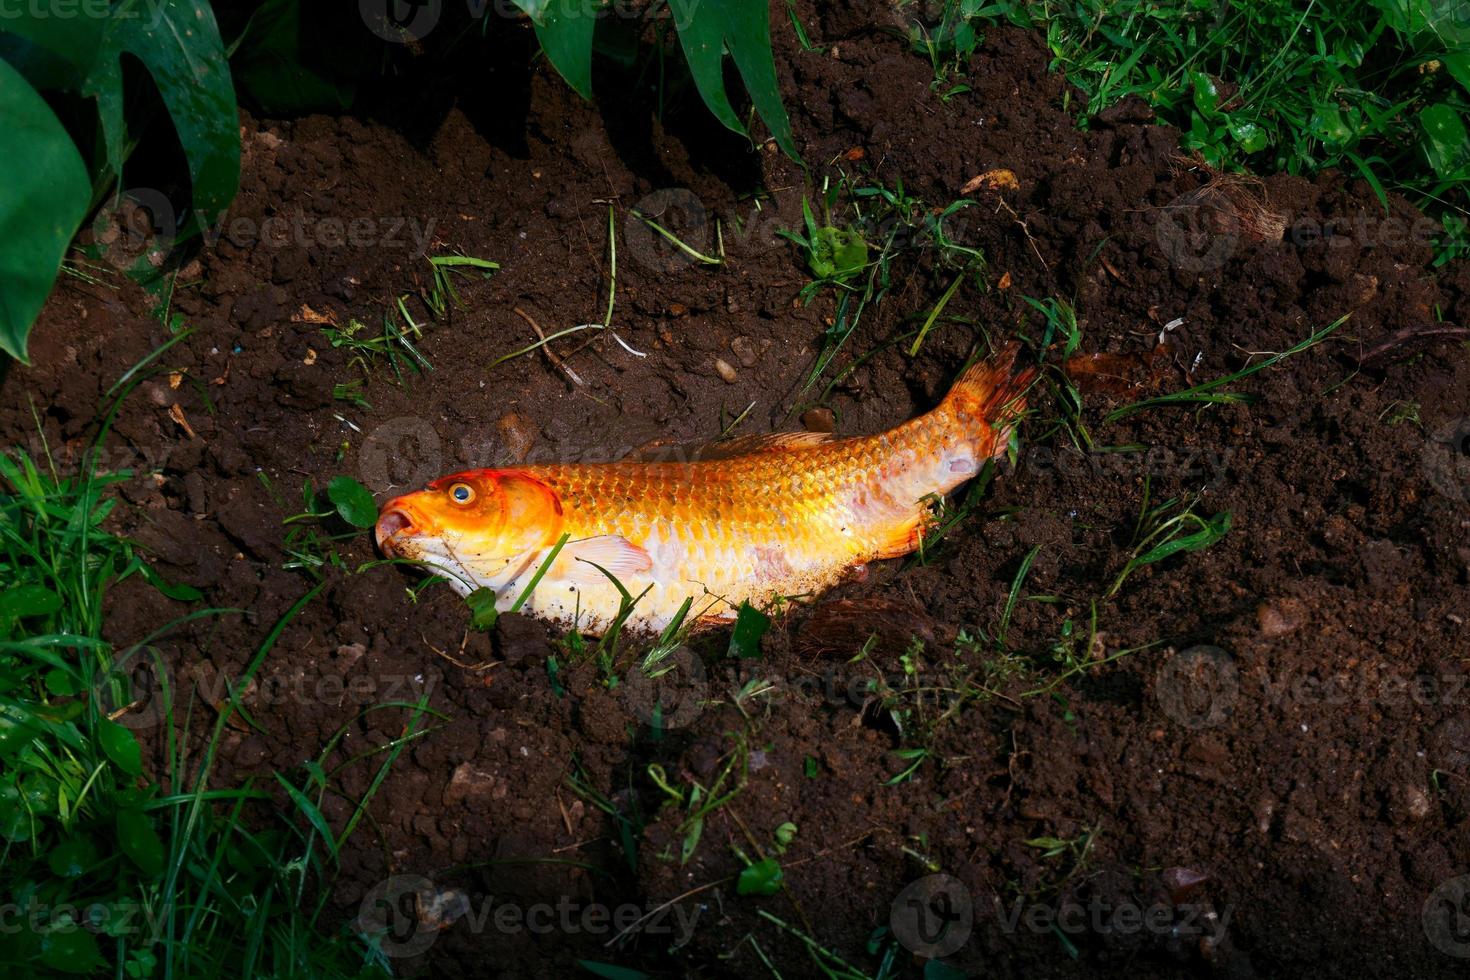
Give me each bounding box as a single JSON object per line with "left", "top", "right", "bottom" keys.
{"left": 801, "top": 408, "right": 835, "bottom": 433}
{"left": 1257, "top": 598, "right": 1306, "bottom": 637}
{"left": 731, "top": 336, "right": 759, "bottom": 367}
{"left": 714, "top": 358, "right": 738, "bottom": 383}
{"left": 496, "top": 412, "right": 538, "bottom": 461}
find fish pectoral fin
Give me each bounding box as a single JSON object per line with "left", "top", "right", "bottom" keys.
{"left": 872, "top": 514, "right": 928, "bottom": 561}
{"left": 559, "top": 535, "right": 654, "bottom": 586}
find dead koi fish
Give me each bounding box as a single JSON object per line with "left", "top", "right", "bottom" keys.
{"left": 375, "top": 343, "right": 1033, "bottom": 633}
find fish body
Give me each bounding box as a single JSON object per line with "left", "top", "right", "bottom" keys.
{"left": 375, "top": 344, "right": 1033, "bottom": 633}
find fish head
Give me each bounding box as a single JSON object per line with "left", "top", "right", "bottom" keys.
{"left": 375, "top": 469, "right": 563, "bottom": 594}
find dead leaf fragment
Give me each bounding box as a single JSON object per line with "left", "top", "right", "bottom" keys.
{"left": 961, "top": 168, "right": 1019, "bottom": 194}
{"left": 293, "top": 304, "right": 335, "bottom": 325}
{"left": 167, "top": 404, "right": 198, "bottom": 440}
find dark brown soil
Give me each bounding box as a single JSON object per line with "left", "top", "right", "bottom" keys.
{"left": 7, "top": 2, "right": 1470, "bottom": 978}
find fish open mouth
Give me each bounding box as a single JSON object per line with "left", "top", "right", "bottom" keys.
{"left": 374, "top": 509, "right": 415, "bottom": 555}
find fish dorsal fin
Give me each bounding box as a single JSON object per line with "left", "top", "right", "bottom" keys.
{"left": 558, "top": 535, "right": 654, "bottom": 585}
{"left": 626, "top": 430, "right": 833, "bottom": 463}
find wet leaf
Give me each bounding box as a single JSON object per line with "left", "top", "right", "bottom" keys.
{"left": 727, "top": 602, "right": 770, "bottom": 659}
{"left": 513, "top": 0, "right": 598, "bottom": 100}
{"left": 1190, "top": 71, "right": 1218, "bottom": 115}
{"left": 666, "top": 0, "right": 798, "bottom": 159}
{"left": 38, "top": 925, "right": 104, "bottom": 975}
{"left": 736, "top": 857, "right": 784, "bottom": 896}
{"left": 578, "top": 962, "right": 650, "bottom": 980}
{"left": 327, "top": 475, "right": 377, "bottom": 528}
{"left": 1420, "top": 103, "right": 1470, "bottom": 180}
{"left": 0, "top": 781, "right": 33, "bottom": 842}
{"left": 98, "top": 717, "right": 142, "bottom": 776}
{"left": 48, "top": 835, "right": 99, "bottom": 878}
{"left": 808, "top": 226, "right": 868, "bottom": 281}
{"left": 0, "top": 61, "right": 89, "bottom": 363}
{"left": 466, "top": 588, "right": 498, "bottom": 632}
{"left": 0, "top": 703, "right": 42, "bottom": 758}
{"left": 1228, "top": 118, "right": 1268, "bottom": 153}
{"left": 116, "top": 808, "right": 165, "bottom": 874}
{"left": 0, "top": 584, "right": 63, "bottom": 619}
{"left": 44, "top": 668, "right": 80, "bottom": 697}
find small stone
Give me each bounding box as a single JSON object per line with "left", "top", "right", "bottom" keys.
{"left": 1253, "top": 794, "right": 1276, "bottom": 834}
{"left": 1161, "top": 867, "right": 1211, "bottom": 902}
{"left": 415, "top": 886, "right": 471, "bottom": 931}
{"left": 714, "top": 358, "right": 738, "bottom": 383}
{"left": 731, "top": 336, "right": 759, "bottom": 367}
{"left": 801, "top": 408, "right": 835, "bottom": 433}
{"left": 1257, "top": 598, "right": 1306, "bottom": 637}
{"left": 668, "top": 303, "right": 688, "bottom": 317}
{"left": 496, "top": 412, "right": 537, "bottom": 462}
{"left": 334, "top": 643, "right": 366, "bottom": 670}
{"left": 443, "top": 762, "right": 500, "bottom": 806}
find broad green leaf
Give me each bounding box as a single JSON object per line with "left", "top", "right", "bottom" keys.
{"left": 81, "top": 0, "right": 240, "bottom": 228}
{"left": 808, "top": 226, "right": 868, "bottom": 280}
{"left": 513, "top": 0, "right": 599, "bottom": 100}
{"left": 0, "top": 703, "right": 43, "bottom": 758}
{"left": 230, "top": 0, "right": 356, "bottom": 112}
{"left": 98, "top": 717, "right": 143, "bottom": 776}
{"left": 48, "top": 835, "right": 100, "bottom": 878}
{"left": 1444, "top": 53, "right": 1470, "bottom": 94}
{"left": 327, "top": 475, "right": 378, "bottom": 528}
{"left": 0, "top": 61, "right": 89, "bottom": 363}
{"left": 38, "top": 925, "right": 104, "bottom": 975}
{"left": 116, "top": 808, "right": 165, "bottom": 874}
{"left": 466, "top": 587, "right": 499, "bottom": 631}
{"left": 736, "top": 856, "right": 784, "bottom": 895}
{"left": 577, "top": 962, "right": 651, "bottom": 980}
{"left": 1309, "top": 106, "right": 1356, "bottom": 148}
{"left": 44, "top": 668, "right": 80, "bottom": 697}
{"left": 727, "top": 601, "right": 770, "bottom": 659}
{"left": 0, "top": 780, "right": 33, "bottom": 842}
{"left": 1228, "top": 118, "right": 1268, "bottom": 153}
{"left": 667, "top": 0, "right": 799, "bottom": 160}
{"left": 1420, "top": 103, "right": 1470, "bottom": 179}
{"left": 1190, "top": 71, "right": 1218, "bottom": 115}
{"left": 0, "top": 584, "right": 63, "bottom": 619}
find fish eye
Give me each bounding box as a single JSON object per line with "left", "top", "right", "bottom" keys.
{"left": 449, "top": 482, "right": 475, "bottom": 505}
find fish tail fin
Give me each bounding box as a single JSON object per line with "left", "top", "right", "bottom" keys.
{"left": 941, "top": 341, "right": 1036, "bottom": 458}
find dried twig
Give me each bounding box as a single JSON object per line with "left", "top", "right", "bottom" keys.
{"left": 1356, "top": 323, "right": 1469, "bottom": 367}
{"left": 513, "top": 306, "right": 585, "bottom": 386}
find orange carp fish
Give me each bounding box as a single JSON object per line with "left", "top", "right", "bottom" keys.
{"left": 375, "top": 343, "right": 1034, "bottom": 634}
